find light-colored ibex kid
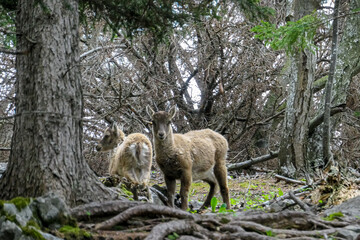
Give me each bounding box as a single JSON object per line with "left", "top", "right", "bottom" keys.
{"left": 96, "top": 122, "right": 153, "bottom": 201}
{"left": 146, "top": 105, "right": 230, "bottom": 210}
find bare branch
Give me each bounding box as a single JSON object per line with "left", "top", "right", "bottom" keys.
{"left": 227, "top": 150, "right": 279, "bottom": 171}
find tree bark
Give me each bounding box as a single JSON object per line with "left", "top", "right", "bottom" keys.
{"left": 0, "top": 0, "right": 115, "bottom": 206}
{"left": 322, "top": 0, "right": 340, "bottom": 166}
{"left": 307, "top": 0, "right": 360, "bottom": 168}
{"left": 332, "top": 0, "right": 360, "bottom": 106}
{"left": 278, "top": 0, "right": 320, "bottom": 177}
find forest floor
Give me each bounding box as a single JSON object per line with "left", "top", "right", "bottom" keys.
{"left": 149, "top": 170, "right": 299, "bottom": 211}
{"left": 74, "top": 169, "right": 360, "bottom": 240}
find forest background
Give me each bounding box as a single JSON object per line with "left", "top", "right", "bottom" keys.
{"left": 0, "top": 0, "right": 359, "bottom": 207}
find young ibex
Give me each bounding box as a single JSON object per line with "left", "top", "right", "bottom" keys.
{"left": 146, "top": 105, "right": 230, "bottom": 210}
{"left": 96, "top": 122, "right": 153, "bottom": 201}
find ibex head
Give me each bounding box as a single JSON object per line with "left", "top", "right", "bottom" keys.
{"left": 146, "top": 105, "right": 177, "bottom": 141}
{"left": 96, "top": 122, "right": 125, "bottom": 152}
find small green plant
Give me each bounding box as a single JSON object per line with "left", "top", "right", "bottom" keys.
{"left": 218, "top": 203, "right": 228, "bottom": 213}
{"left": 167, "top": 232, "right": 179, "bottom": 240}
{"left": 266, "top": 230, "right": 275, "bottom": 237}
{"left": 209, "top": 197, "right": 234, "bottom": 213}
{"left": 86, "top": 211, "right": 91, "bottom": 220}
{"left": 230, "top": 198, "right": 239, "bottom": 206}
{"left": 277, "top": 188, "right": 284, "bottom": 197}
{"left": 210, "top": 197, "right": 218, "bottom": 213}
{"left": 323, "top": 212, "right": 344, "bottom": 221}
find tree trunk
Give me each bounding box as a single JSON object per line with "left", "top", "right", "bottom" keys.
{"left": 0, "top": 0, "right": 115, "bottom": 206}
{"left": 322, "top": 0, "right": 340, "bottom": 166}
{"left": 307, "top": 0, "right": 360, "bottom": 168}
{"left": 332, "top": 0, "right": 360, "bottom": 105}
{"left": 278, "top": 0, "right": 320, "bottom": 177}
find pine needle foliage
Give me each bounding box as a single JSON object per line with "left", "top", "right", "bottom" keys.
{"left": 251, "top": 13, "right": 320, "bottom": 54}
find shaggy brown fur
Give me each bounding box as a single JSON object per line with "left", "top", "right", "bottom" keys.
{"left": 96, "top": 123, "right": 153, "bottom": 201}
{"left": 146, "top": 105, "right": 230, "bottom": 210}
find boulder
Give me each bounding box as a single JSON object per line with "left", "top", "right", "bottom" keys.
{"left": 0, "top": 193, "right": 72, "bottom": 240}
{"left": 324, "top": 195, "right": 360, "bottom": 219}
{"left": 30, "top": 192, "right": 70, "bottom": 229}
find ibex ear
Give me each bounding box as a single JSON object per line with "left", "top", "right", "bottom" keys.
{"left": 169, "top": 105, "right": 177, "bottom": 120}
{"left": 146, "top": 105, "right": 155, "bottom": 118}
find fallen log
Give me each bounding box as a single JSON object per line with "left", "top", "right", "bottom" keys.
{"left": 227, "top": 150, "right": 279, "bottom": 171}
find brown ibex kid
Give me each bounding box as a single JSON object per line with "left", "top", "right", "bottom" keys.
{"left": 146, "top": 105, "right": 230, "bottom": 210}
{"left": 96, "top": 122, "right": 153, "bottom": 201}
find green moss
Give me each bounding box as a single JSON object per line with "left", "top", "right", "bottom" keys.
{"left": 5, "top": 214, "right": 17, "bottom": 223}
{"left": 120, "top": 184, "right": 133, "bottom": 196}
{"left": 220, "top": 217, "right": 231, "bottom": 224}
{"left": 323, "top": 212, "right": 344, "bottom": 221}
{"left": 9, "top": 197, "right": 31, "bottom": 210}
{"left": 0, "top": 200, "right": 4, "bottom": 210}
{"left": 59, "top": 225, "right": 92, "bottom": 240}
{"left": 27, "top": 219, "right": 41, "bottom": 229}
{"left": 22, "top": 226, "right": 46, "bottom": 240}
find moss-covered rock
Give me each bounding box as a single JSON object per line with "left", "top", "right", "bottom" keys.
{"left": 59, "top": 225, "right": 92, "bottom": 240}
{"left": 0, "top": 193, "right": 74, "bottom": 240}
{"left": 21, "top": 225, "right": 47, "bottom": 240}
{"left": 9, "top": 197, "right": 31, "bottom": 211}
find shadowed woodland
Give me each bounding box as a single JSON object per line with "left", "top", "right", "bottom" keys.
{"left": 1, "top": 0, "right": 360, "bottom": 239}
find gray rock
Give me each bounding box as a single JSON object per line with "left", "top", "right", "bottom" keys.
{"left": 267, "top": 199, "right": 295, "bottom": 212}
{"left": 40, "top": 230, "right": 64, "bottom": 240}
{"left": 30, "top": 192, "right": 70, "bottom": 229}
{"left": 2, "top": 203, "right": 18, "bottom": 216}
{"left": 3, "top": 203, "right": 35, "bottom": 227}
{"left": 150, "top": 188, "right": 166, "bottom": 206}
{"left": 0, "top": 193, "right": 71, "bottom": 240}
{"left": 324, "top": 195, "right": 360, "bottom": 219}
{"left": 19, "top": 235, "right": 34, "bottom": 240}
{"left": 335, "top": 225, "right": 360, "bottom": 240}
{"left": 17, "top": 226, "right": 63, "bottom": 240}
{"left": 189, "top": 200, "right": 203, "bottom": 210}
{"left": 0, "top": 220, "right": 23, "bottom": 240}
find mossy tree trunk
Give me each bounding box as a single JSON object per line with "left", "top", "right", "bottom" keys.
{"left": 0, "top": 0, "right": 115, "bottom": 206}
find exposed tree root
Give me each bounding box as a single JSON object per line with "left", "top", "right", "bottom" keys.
{"left": 95, "top": 203, "right": 197, "bottom": 230}
{"left": 70, "top": 200, "right": 145, "bottom": 220}
{"left": 70, "top": 197, "right": 359, "bottom": 240}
